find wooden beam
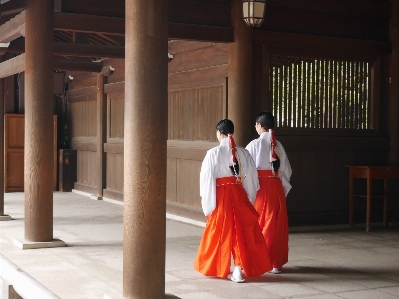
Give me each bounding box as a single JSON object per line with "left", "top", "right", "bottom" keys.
{"left": 168, "top": 40, "right": 214, "bottom": 55}
{"left": 0, "top": 54, "right": 103, "bottom": 76}
{"left": 254, "top": 31, "right": 391, "bottom": 61}
{"left": 104, "top": 81, "right": 124, "bottom": 97}
{"left": 168, "top": 64, "right": 227, "bottom": 90}
{"left": 61, "top": 0, "right": 232, "bottom": 25}
{"left": 0, "top": 10, "right": 25, "bottom": 43}
{"left": 8, "top": 39, "right": 125, "bottom": 58}
{"left": 66, "top": 85, "right": 97, "bottom": 99}
{"left": 168, "top": 43, "right": 228, "bottom": 73}
{"left": 0, "top": 45, "right": 8, "bottom": 55}
{"left": 267, "top": 0, "right": 390, "bottom": 19}
{"left": 263, "top": 6, "right": 389, "bottom": 42}
{"left": 0, "top": 0, "right": 25, "bottom": 17}
{"left": 54, "top": 12, "right": 124, "bottom": 36}
{"left": 0, "top": 53, "right": 24, "bottom": 79}
{"left": 54, "top": 60, "right": 103, "bottom": 72}
{"left": 169, "top": 23, "right": 233, "bottom": 42}
{"left": 53, "top": 41, "right": 124, "bottom": 58}
{"left": 61, "top": 0, "right": 125, "bottom": 18}
{"left": 169, "top": 0, "right": 231, "bottom": 26}
{"left": 54, "top": 12, "right": 233, "bottom": 42}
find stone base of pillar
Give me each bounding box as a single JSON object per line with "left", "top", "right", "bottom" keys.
{"left": 12, "top": 238, "right": 65, "bottom": 250}
{"left": 1, "top": 279, "right": 23, "bottom": 299}
{"left": 0, "top": 215, "right": 12, "bottom": 221}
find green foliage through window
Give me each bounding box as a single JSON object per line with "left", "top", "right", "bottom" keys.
{"left": 270, "top": 56, "right": 370, "bottom": 129}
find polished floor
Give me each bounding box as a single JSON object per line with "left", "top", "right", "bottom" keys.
{"left": 1, "top": 192, "right": 399, "bottom": 299}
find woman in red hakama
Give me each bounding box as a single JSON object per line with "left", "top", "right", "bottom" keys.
{"left": 194, "top": 119, "right": 272, "bottom": 282}
{"left": 246, "top": 112, "right": 292, "bottom": 273}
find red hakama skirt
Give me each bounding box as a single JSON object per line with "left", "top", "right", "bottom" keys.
{"left": 255, "top": 170, "right": 289, "bottom": 269}
{"left": 194, "top": 176, "right": 272, "bottom": 278}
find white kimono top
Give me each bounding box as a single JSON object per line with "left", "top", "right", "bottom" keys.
{"left": 246, "top": 132, "right": 292, "bottom": 196}
{"left": 200, "top": 137, "right": 260, "bottom": 216}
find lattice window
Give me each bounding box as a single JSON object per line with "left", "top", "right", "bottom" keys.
{"left": 270, "top": 56, "right": 371, "bottom": 129}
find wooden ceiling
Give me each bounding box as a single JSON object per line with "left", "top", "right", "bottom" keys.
{"left": 0, "top": 0, "right": 392, "bottom": 73}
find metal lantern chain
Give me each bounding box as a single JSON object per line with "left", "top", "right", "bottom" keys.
{"left": 242, "top": 0, "right": 266, "bottom": 27}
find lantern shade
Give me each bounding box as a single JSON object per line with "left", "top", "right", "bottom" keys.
{"left": 242, "top": 0, "right": 266, "bottom": 27}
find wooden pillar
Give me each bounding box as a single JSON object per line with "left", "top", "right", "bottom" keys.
{"left": 0, "top": 60, "right": 4, "bottom": 216}
{"left": 24, "top": 0, "right": 54, "bottom": 242}
{"left": 96, "top": 74, "right": 106, "bottom": 199}
{"left": 389, "top": 0, "right": 399, "bottom": 164}
{"left": 17, "top": 72, "right": 25, "bottom": 113}
{"left": 124, "top": 0, "right": 168, "bottom": 298}
{"left": 228, "top": 0, "right": 254, "bottom": 146}
{"left": 4, "top": 76, "right": 15, "bottom": 114}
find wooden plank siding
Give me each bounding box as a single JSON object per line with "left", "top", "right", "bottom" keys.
{"left": 65, "top": 41, "right": 226, "bottom": 214}
{"left": 168, "top": 86, "right": 226, "bottom": 141}
{"left": 62, "top": 0, "right": 394, "bottom": 226}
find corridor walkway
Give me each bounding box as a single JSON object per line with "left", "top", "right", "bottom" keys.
{"left": 1, "top": 192, "right": 398, "bottom": 299}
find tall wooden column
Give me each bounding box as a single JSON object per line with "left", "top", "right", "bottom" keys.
{"left": 389, "top": 0, "right": 399, "bottom": 164}
{"left": 0, "top": 71, "right": 4, "bottom": 217}
{"left": 228, "top": 0, "right": 254, "bottom": 146}
{"left": 24, "top": 0, "right": 54, "bottom": 242}
{"left": 124, "top": 0, "right": 168, "bottom": 298}
{"left": 96, "top": 74, "right": 106, "bottom": 199}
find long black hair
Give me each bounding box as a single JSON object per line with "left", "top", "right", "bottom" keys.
{"left": 256, "top": 112, "right": 280, "bottom": 172}
{"left": 216, "top": 119, "right": 239, "bottom": 176}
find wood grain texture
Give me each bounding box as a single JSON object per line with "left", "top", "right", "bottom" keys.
{"left": 0, "top": 10, "right": 25, "bottom": 43}
{"left": 168, "top": 85, "right": 225, "bottom": 141}
{"left": 24, "top": 0, "right": 54, "bottom": 242}
{"left": 108, "top": 96, "right": 124, "bottom": 139}
{"left": 166, "top": 158, "right": 177, "bottom": 203}
{"left": 76, "top": 150, "right": 97, "bottom": 186}
{"left": 168, "top": 43, "right": 228, "bottom": 74}
{"left": 4, "top": 115, "right": 24, "bottom": 192}
{"left": 168, "top": 64, "right": 228, "bottom": 90}
{"left": 96, "top": 75, "right": 107, "bottom": 197}
{"left": 5, "top": 115, "right": 57, "bottom": 192}
{"left": 228, "top": 0, "right": 254, "bottom": 146}
{"left": 176, "top": 159, "right": 202, "bottom": 209}
{"left": 106, "top": 152, "right": 123, "bottom": 193}
{"left": 0, "top": 53, "right": 25, "bottom": 79}
{"left": 70, "top": 100, "right": 97, "bottom": 137}
{"left": 0, "top": 77, "right": 3, "bottom": 214}
{"left": 123, "top": 0, "right": 168, "bottom": 297}
{"left": 66, "top": 72, "right": 97, "bottom": 90}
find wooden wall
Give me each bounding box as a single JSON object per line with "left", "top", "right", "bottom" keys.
{"left": 103, "top": 58, "right": 125, "bottom": 201}
{"left": 251, "top": 0, "right": 395, "bottom": 225}
{"left": 66, "top": 43, "right": 228, "bottom": 214}
{"left": 66, "top": 59, "right": 126, "bottom": 198}
{"left": 64, "top": 0, "right": 398, "bottom": 226}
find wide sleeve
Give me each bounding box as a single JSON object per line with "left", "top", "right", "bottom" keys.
{"left": 245, "top": 141, "right": 255, "bottom": 158}
{"left": 199, "top": 151, "right": 217, "bottom": 216}
{"left": 277, "top": 142, "right": 292, "bottom": 196}
{"left": 239, "top": 148, "right": 260, "bottom": 205}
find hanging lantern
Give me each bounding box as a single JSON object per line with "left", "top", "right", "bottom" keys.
{"left": 242, "top": 0, "right": 266, "bottom": 27}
